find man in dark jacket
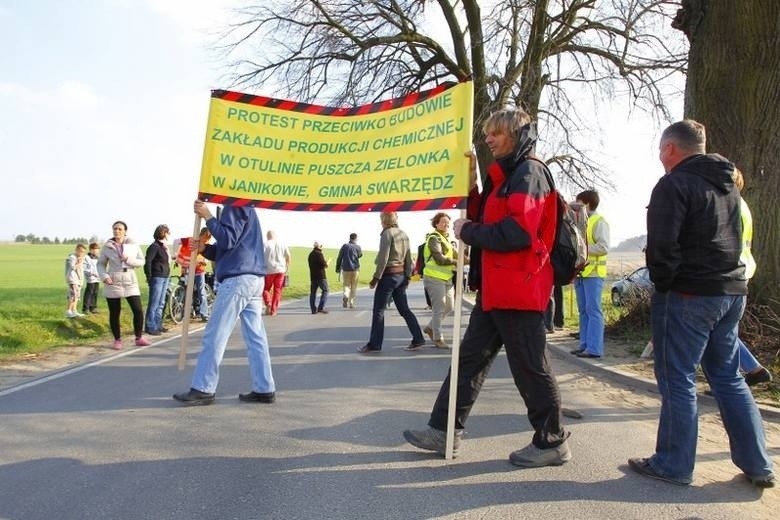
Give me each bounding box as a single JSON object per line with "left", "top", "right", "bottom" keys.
{"left": 404, "top": 108, "right": 569, "bottom": 467}
{"left": 335, "top": 233, "right": 362, "bottom": 309}
{"left": 308, "top": 241, "right": 329, "bottom": 314}
{"left": 628, "top": 120, "right": 774, "bottom": 488}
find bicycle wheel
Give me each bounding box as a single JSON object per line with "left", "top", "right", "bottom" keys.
{"left": 169, "top": 285, "right": 186, "bottom": 324}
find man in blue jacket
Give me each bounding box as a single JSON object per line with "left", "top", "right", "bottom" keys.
{"left": 629, "top": 120, "right": 774, "bottom": 488}
{"left": 174, "top": 200, "right": 276, "bottom": 406}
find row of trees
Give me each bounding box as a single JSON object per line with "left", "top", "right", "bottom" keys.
{"left": 14, "top": 234, "right": 95, "bottom": 245}
{"left": 214, "top": 0, "right": 778, "bottom": 310}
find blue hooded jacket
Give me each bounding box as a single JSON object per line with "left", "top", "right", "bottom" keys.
{"left": 202, "top": 206, "right": 266, "bottom": 282}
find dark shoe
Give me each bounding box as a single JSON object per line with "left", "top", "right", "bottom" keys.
{"left": 317, "top": 309, "right": 329, "bottom": 314}
{"left": 746, "top": 473, "right": 775, "bottom": 488}
{"left": 404, "top": 341, "right": 425, "bottom": 351}
{"left": 403, "top": 427, "right": 461, "bottom": 457}
{"left": 570, "top": 348, "right": 584, "bottom": 355}
{"left": 146, "top": 330, "right": 162, "bottom": 336}
{"left": 160, "top": 327, "right": 169, "bottom": 332}
{"left": 238, "top": 391, "right": 276, "bottom": 403}
{"left": 745, "top": 367, "right": 772, "bottom": 387}
{"left": 576, "top": 351, "right": 601, "bottom": 359}
{"left": 568, "top": 332, "right": 580, "bottom": 339}
{"left": 628, "top": 457, "right": 690, "bottom": 486}
{"left": 357, "top": 344, "right": 381, "bottom": 353}
{"left": 311, "top": 310, "right": 317, "bottom": 314}
{"left": 173, "top": 388, "right": 215, "bottom": 406}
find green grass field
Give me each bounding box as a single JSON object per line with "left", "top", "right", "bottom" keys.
{"left": 0, "top": 243, "right": 375, "bottom": 358}
{"left": 0, "top": 243, "right": 629, "bottom": 359}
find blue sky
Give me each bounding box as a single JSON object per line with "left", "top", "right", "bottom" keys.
{"left": 0, "top": 1, "right": 681, "bottom": 251}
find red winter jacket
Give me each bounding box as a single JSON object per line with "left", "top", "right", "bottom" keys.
{"left": 460, "top": 123, "right": 556, "bottom": 311}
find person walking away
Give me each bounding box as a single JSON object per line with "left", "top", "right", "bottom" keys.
{"left": 571, "top": 190, "right": 609, "bottom": 358}
{"left": 358, "top": 211, "right": 425, "bottom": 353}
{"left": 308, "top": 241, "right": 329, "bottom": 314}
{"left": 143, "top": 224, "right": 171, "bottom": 335}
{"left": 418, "top": 213, "right": 457, "bottom": 350}
{"left": 65, "top": 243, "right": 87, "bottom": 318}
{"left": 262, "top": 230, "right": 291, "bottom": 316}
{"left": 97, "top": 221, "right": 150, "bottom": 349}
{"left": 335, "top": 232, "right": 362, "bottom": 309}
{"left": 628, "top": 119, "right": 774, "bottom": 488}
{"left": 403, "top": 108, "right": 570, "bottom": 467}
{"left": 82, "top": 243, "right": 101, "bottom": 314}
{"left": 173, "top": 200, "right": 276, "bottom": 406}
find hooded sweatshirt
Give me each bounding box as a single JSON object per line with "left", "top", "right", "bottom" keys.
{"left": 646, "top": 153, "right": 747, "bottom": 295}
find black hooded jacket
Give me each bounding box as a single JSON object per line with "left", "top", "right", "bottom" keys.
{"left": 646, "top": 153, "right": 747, "bottom": 295}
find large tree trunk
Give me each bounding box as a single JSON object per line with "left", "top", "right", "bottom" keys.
{"left": 676, "top": 0, "right": 780, "bottom": 309}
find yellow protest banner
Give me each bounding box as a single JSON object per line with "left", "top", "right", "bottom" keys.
{"left": 198, "top": 81, "right": 473, "bottom": 211}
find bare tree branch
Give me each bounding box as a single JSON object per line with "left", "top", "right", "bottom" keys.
{"left": 213, "top": 0, "right": 687, "bottom": 188}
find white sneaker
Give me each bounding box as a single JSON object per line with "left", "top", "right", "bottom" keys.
{"left": 65, "top": 310, "right": 77, "bottom": 318}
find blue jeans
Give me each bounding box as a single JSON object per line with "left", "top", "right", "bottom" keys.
{"left": 309, "top": 279, "right": 329, "bottom": 313}
{"left": 191, "top": 275, "right": 275, "bottom": 394}
{"left": 574, "top": 276, "right": 604, "bottom": 355}
{"left": 145, "top": 276, "right": 169, "bottom": 333}
{"left": 194, "top": 273, "right": 209, "bottom": 318}
{"left": 648, "top": 291, "right": 773, "bottom": 483}
{"left": 367, "top": 273, "right": 424, "bottom": 349}
{"left": 738, "top": 337, "right": 761, "bottom": 373}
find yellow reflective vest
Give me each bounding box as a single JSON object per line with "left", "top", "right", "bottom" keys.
{"left": 423, "top": 231, "right": 455, "bottom": 282}
{"left": 741, "top": 197, "right": 756, "bottom": 279}
{"left": 581, "top": 214, "right": 607, "bottom": 278}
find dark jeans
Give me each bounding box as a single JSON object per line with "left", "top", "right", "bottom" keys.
{"left": 367, "top": 273, "right": 424, "bottom": 349}
{"left": 309, "top": 278, "right": 329, "bottom": 312}
{"left": 106, "top": 295, "right": 144, "bottom": 340}
{"left": 553, "top": 284, "right": 564, "bottom": 327}
{"left": 82, "top": 282, "right": 99, "bottom": 312}
{"left": 429, "top": 292, "right": 567, "bottom": 449}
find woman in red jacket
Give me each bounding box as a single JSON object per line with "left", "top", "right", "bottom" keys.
{"left": 404, "top": 108, "right": 570, "bottom": 467}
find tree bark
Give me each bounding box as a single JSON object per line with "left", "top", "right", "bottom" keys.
{"left": 679, "top": 0, "right": 780, "bottom": 309}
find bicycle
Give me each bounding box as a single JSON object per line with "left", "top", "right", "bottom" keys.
{"left": 166, "top": 272, "right": 215, "bottom": 324}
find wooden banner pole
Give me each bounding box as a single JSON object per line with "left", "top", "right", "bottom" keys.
{"left": 177, "top": 214, "right": 202, "bottom": 370}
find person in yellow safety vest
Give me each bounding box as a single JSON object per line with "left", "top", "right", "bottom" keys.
{"left": 732, "top": 168, "right": 772, "bottom": 386}
{"left": 414, "top": 212, "right": 457, "bottom": 350}
{"left": 571, "top": 190, "right": 610, "bottom": 358}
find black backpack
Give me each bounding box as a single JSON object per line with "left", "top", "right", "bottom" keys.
{"left": 531, "top": 159, "right": 588, "bottom": 285}
{"left": 414, "top": 242, "right": 426, "bottom": 276}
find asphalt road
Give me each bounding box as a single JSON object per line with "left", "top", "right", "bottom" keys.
{"left": 0, "top": 284, "right": 776, "bottom": 519}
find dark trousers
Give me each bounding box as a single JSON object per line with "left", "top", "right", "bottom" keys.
{"left": 368, "top": 273, "right": 424, "bottom": 348}
{"left": 429, "top": 292, "right": 567, "bottom": 449}
{"left": 309, "top": 278, "right": 329, "bottom": 312}
{"left": 82, "top": 282, "right": 99, "bottom": 312}
{"left": 106, "top": 295, "right": 144, "bottom": 340}
{"left": 553, "top": 284, "right": 564, "bottom": 327}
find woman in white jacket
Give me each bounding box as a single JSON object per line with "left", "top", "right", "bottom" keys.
{"left": 97, "top": 220, "right": 150, "bottom": 350}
